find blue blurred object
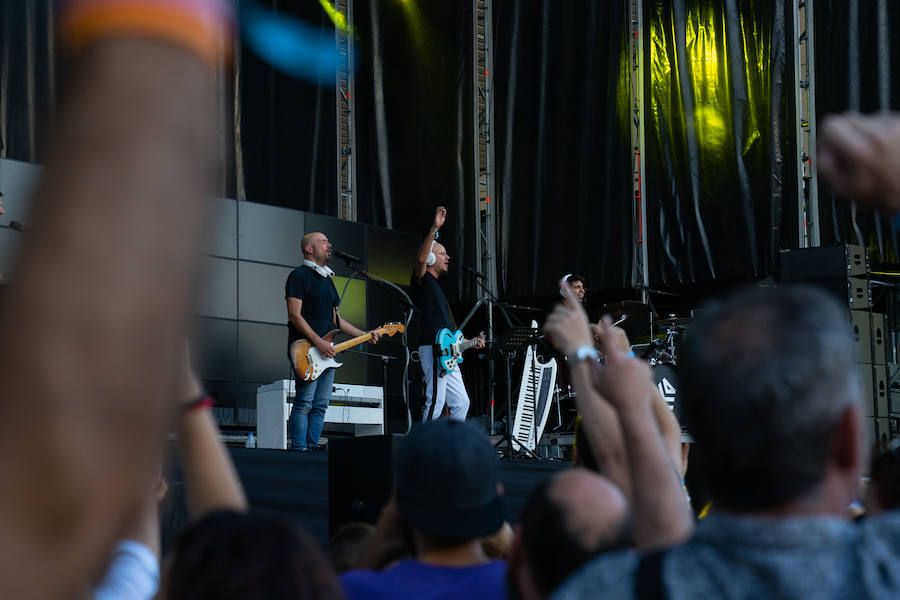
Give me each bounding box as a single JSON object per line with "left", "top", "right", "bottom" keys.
{"left": 240, "top": 0, "right": 341, "bottom": 83}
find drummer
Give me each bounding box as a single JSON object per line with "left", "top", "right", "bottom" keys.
{"left": 561, "top": 273, "right": 586, "bottom": 308}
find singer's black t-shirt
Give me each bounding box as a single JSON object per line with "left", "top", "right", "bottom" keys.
{"left": 410, "top": 271, "right": 457, "bottom": 347}
{"left": 285, "top": 266, "right": 340, "bottom": 345}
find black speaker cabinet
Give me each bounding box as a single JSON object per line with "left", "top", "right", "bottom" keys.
{"left": 779, "top": 244, "right": 869, "bottom": 308}
{"left": 328, "top": 434, "right": 405, "bottom": 536}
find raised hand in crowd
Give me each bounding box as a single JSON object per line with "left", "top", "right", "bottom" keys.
{"left": 545, "top": 284, "right": 693, "bottom": 549}
{"left": 0, "top": 1, "right": 228, "bottom": 595}
{"left": 92, "top": 473, "right": 168, "bottom": 600}
{"left": 819, "top": 112, "right": 900, "bottom": 214}
{"left": 176, "top": 349, "right": 248, "bottom": 518}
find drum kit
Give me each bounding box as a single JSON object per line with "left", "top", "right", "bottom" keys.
{"left": 551, "top": 301, "right": 693, "bottom": 423}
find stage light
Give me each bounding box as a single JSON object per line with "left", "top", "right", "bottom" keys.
{"left": 395, "top": 0, "right": 433, "bottom": 70}
{"left": 318, "top": 0, "right": 353, "bottom": 35}
{"left": 240, "top": 0, "right": 339, "bottom": 82}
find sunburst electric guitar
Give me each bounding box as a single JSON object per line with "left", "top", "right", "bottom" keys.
{"left": 290, "top": 323, "right": 405, "bottom": 381}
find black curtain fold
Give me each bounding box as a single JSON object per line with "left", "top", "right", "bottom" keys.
{"left": 644, "top": 0, "right": 795, "bottom": 290}
{"left": 353, "top": 0, "right": 475, "bottom": 302}
{"left": 0, "top": 0, "right": 59, "bottom": 163}
{"left": 494, "top": 0, "right": 633, "bottom": 301}
{"left": 815, "top": 0, "right": 900, "bottom": 265}
{"left": 239, "top": 0, "right": 333, "bottom": 213}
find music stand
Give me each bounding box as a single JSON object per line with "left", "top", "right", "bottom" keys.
{"left": 493, "top": 325, "right": 540, "bottom": 459}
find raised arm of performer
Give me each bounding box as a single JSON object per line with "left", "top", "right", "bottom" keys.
{"left": 414, "top": 206, "right": 446, "bottom": 280}
{"left": 413, "top": 206, "right": 483, "bottom": 349}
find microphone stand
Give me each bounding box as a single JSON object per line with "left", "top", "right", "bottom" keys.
{"left": 339, "top": 256, "right": 417, "bottom": 434}
{"left": 343, "top": 348, "right": 398, "bottom": 433}
{"left": 458, "top": 272, "right": 539, "bottom": 436}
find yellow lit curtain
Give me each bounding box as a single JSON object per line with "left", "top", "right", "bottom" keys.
{"left": 644, "top": 0, "right": 794, "bottom": 287}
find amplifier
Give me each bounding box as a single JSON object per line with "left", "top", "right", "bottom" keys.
{"left": 779, "top": 244, "right": 869, "bottom": 308}
{"left": 856, "top": 363, "right": 889, "bottom": 418}
{"left": 851, "top": 311, "right": 886, "bottom": 364}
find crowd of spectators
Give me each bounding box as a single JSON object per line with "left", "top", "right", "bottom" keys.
{"left": 4, "top": 0, "right": 900, "bottom": 598}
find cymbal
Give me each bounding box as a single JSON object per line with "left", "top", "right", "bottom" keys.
{"left": 598, "top": 300, "right": 652, "bottom": 324}
{"left": 654, "top": 317, "right": 692, "bottom": 328}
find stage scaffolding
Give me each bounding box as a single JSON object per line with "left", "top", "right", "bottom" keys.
{"left": 794, "top": 0, "right": 820, "bottom": 249}
{"left": 630, "top": 0, "right": 649, "bottom": 299}
{"left": 473, "top": 0, "right": 498, "bottom": 299}
{"left": 335, "top": 0, "right": 357, "bottom": 220}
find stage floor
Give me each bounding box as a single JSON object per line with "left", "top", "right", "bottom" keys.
{"left": 226, "top": 446, "right": 569, "bottom": 546}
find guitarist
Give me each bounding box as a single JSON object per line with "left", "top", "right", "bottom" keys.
{"left": 285, "top": 231, "right": 381, "bottom": 451}
{"left": 411, "top": 207, "right": 484, "bottom": 422}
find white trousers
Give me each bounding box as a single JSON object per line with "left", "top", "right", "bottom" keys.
{"left": 418, "top": 344, "right": 470, "bottom": 422}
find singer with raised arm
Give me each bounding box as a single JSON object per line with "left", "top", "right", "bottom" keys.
{"left": 285, "top": 232, "right": 381, "bottom": 451}
{"left": 411, "top": 207, "right": 484, "bottom": 422}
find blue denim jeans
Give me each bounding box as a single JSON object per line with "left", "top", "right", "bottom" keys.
{"left": 289, "top": 367, "right": 335, "bottom": 449}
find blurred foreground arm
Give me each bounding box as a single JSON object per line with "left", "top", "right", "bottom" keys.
{"left": 589, "top": 314, "right": 693, "bottom": 549}
{"left": 0, "top": 3, "right": 225, "bottom": 596}
{"left": 819, "top": 112, "right": 900, "bottom": 214}
{"left": 545, "top": 285, "right": 693, "bottom": 549}
{"left": 178, "top": 357, "right": 248, "bottom": 517}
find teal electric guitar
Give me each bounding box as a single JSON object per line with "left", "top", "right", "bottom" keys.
{"left": 435, "top": 328, "right": 485, "bottom": 373}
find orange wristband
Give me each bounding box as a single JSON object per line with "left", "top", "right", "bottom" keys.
{"left": 61, "top": 1, "right": 233, "bottom": 66}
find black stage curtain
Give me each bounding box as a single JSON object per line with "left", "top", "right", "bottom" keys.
{"left": 493, "top": 0, "right": 633, "bottom": 300}
{"left": 815, "top": 0, "right": 900, "bottom": 265}
{"left": 0, "top": 1, "right": 60, "bottom": 163}
{"left": 353, "top": 0, "right": 475, "bottom": 303}
{"left": 240, "top": 0, "right": 334, "bottom": 213}
{"left": 644, "top": 0, "right": 796, "bottom": 289}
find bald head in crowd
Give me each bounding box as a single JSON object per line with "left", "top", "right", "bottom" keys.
{"left": 508, "top": 468, "right": 630, "bottom": 600}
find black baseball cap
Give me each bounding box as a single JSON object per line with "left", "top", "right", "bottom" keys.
{"left": 394, "top": 420, "right": 504, "bottom": 540}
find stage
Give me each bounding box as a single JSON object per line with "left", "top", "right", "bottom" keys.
{"left": 161, "top": 445, "right": 570, "bottom": 552}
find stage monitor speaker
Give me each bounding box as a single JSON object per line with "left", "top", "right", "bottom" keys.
{"left": 857, "top": 363, "right": 889, "bottom": 418}
{"left": 779, "top": 244, "right": 869, "bottom": 307}
{"left": 851, "top": 311, "right": 886, "bottom": 364}
{"left": 328, "top": 434, "right": 405, "bottom": 536}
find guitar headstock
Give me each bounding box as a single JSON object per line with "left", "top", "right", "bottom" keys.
{"left": 380, "top": 322, "right": 405, "bottom": 337}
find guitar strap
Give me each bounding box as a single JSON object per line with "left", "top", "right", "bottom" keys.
{"left": 427, "top": 342, "right": 442, "bottom": 421}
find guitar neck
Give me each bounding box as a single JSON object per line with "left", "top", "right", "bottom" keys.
{"left": 332, "top": 333, "right": 373, "bottom": 354}
{"left": 332, "top": 329, "right": 379, "bottom": 354}
{"left": 459, "top": 338, "right": 480, "bottom": 353}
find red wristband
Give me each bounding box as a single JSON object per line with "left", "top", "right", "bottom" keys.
{"left": 184, "top": 395, "right": 215, "bottom": 413}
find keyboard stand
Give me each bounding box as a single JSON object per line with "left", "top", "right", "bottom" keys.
{"left": 492, "top": 326, "right": 541, "bottom": 459}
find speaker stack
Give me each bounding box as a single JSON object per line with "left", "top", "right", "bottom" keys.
{"left": 780, "top": 244, "right": 899, "bottom": 446}
{"left": 327, "top": 434, "right": 404, "bottom": 536}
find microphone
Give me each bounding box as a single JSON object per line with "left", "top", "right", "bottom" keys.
{"left": 463, "top": 264, "right": 487, "bottom": 279}
{"left": 9, "top": 221, "right": 25, "bottom": 234}
{"left": 332, "top": 249, "right": 362, "bottom": 264}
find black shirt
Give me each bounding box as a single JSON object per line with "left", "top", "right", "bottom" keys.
{"left": 410, "top": 271, "right": 457, "bottom": 347}
{"left": 285, "top": 265, "right": 340, "bottom": 345}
